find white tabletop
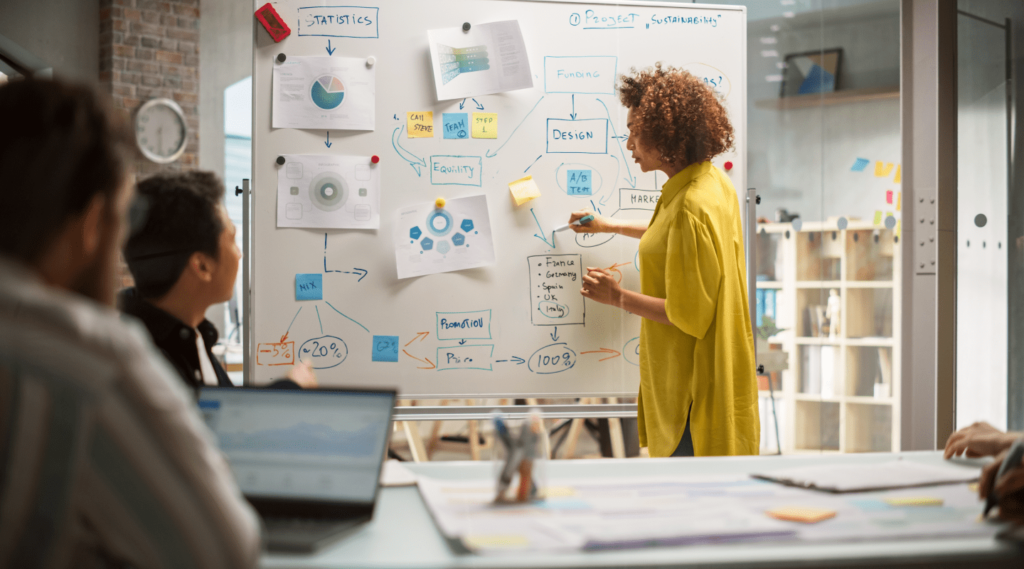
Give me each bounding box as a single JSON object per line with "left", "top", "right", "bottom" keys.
{"left": 261, "top": 451, "right": 1024, "bottom": 568}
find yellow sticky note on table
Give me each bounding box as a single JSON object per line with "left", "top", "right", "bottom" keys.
{"left": 508, "top": 175, "right": 541, "bottom": 205}
{"left": 472, "top": 112, "right": 497, "bottom": 139}
{"left": 407, "top": 111, "right": 434, "bottom": 138}
{"left": 885, "top": 496, "right": 943, "bottom": 507}
{"left": 766, "top": 507, "right": 836, "bottom": 524}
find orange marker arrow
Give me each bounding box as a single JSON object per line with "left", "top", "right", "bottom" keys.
{"left": 581, "top": 348, "right": 622, "bottom": 362}
{"left": 403, "top": 349, "right": 436, "bottom": 370}
{"left": 279, "top": 332, "right": 289, "bottom": 343}
{"left": 605, "top": 261, "right": 630, "bottom": 283}
{"left": 404, "top": 331, "right": 430, "bottom": 347}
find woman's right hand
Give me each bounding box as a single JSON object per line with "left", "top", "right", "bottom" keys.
{"left": 944, "top": 421, "right": 1019, "bottom": 459}
{"left": 568, "top": 210, "right": 616, "bottom": 234}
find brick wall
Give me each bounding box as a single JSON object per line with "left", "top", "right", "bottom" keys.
{"left": 99, "top": 0, "right": 199, "bottom": 177}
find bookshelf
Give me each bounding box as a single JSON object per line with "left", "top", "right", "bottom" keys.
{"left": 755, "top": 220, "right": 901, "bottom": 454}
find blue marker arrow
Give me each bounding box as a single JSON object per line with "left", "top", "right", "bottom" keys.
{"left": 598, "top": 98, "right": 636, "bottom": 188}
{"left": 324, "top": 131, "right": 332, "bottom": 148}
{"left": 486, "top": 96, "right": 545, "bottom": 158}
{"left": 570, "top": 94, "right": 576, "bottom": 120}
{"left": 391, "top": 125, "right": 427, "bottom": 176}
{"left": 459, "top": 98, "right": 467, "bottom": 110}
{"left": 530, "top": 207, "right": 556, "bottom": 249}
{"left": 524, "top": 154, "right": 542, "bottom": 173}
{"left": 325, "top": 39, "right": 335, "bottom": 56}
{"left": 473, "top": 98, "right": 484, "bottom": 110}
{"left": 323, "top": 233, "right": 369, "bottom": 281}
{"left": 550, "top": 327, "right": 559, "bottom": 341}
{"left": 459, "top": 339, "right": 467, "bottom": 345}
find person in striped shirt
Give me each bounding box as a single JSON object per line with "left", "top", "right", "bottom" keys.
{"left": 0, "top": 79, "right": 261, "bottom": 568}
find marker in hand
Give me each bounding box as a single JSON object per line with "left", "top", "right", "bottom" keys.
{"left": 554, "top": 214, "right": 594, "bottom": 232}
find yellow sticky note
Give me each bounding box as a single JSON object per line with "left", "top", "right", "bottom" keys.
{"left": 897, "top": 192, "right": 902, "bottom": 212}
{"left": 407, "top": 111, "right": 434, "bottom": 138}
{"left": 885, "top": 497, "right": 943, "bottom": 507}
{"left": 508, "top": 175, "right": 541, "bottom": 206}
{"left": 472, "top": 112, "right": 498, "bottom": 139}
{"left": 766, "top": 507, "right": 836, "bottom": 524}
{"left": 896, "top": 220, "right": 901, "bottom": 238}
{"left": 873, "top": 211, "right": 883, "bottom": 226}
{"left": 464, "top": 534, "right": 529, "bottom": 549}
{"left": 893, "top": 164, "right": 902, "bottom": 184}
{"left": 875, "top": 161, "right": 894, "bottom": 177}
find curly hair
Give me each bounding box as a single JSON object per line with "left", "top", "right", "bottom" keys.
{"left": 618, "top": 63, "right": 734, "bottom": 168}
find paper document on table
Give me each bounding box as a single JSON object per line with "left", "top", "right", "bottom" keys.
{"left": 427, "top": 20, "right": 533, "bottom": 101}
{"left": 417, "top": 472, "right": 996, "bottom": 555}
{"left": 272, "top": 56, "right": 375, "bottom": 130}
{"left": 752, "top": 460, "right": 980, "bottom": 493}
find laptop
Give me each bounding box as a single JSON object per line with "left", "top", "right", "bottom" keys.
{"left": 197, "top": 387, "right": 396, "bottom": 553}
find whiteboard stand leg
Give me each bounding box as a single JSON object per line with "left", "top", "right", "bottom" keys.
{"left": 563, "top": 398, "right": 589, "bottom": 459}
{"left": 467, "top": 399, "right": 482, "bottom": 461}
{"left": 427, "top": 400, "right": 449, "bottom": 458}
{"left": 607, "top": 397, "right": 626, "bottom": 459}
{"left": 402, "top": 421, "right": 429, "bottom": 463}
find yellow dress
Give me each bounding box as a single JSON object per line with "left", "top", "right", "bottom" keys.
{"left": 636, "top": 161, "right": 759, "bottom": 457}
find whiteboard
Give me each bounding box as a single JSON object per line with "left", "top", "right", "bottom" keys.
{"left": 250, "top": 0, "right": 746, "bottom": 398}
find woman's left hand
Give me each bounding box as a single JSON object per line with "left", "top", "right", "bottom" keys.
{"left": 581, "top": 267, "right": 622, "bottom": 307}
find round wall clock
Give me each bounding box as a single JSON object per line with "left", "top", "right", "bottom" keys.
{"left": 134, "top": 98, "right": 188, "bottom": 164}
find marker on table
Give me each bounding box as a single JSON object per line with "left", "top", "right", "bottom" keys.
{"left": 554, "top": 214, "right": 594, "bottom": 232}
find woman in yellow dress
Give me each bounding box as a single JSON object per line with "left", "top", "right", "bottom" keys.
{"left": 569, "top": 64, "right": 758, "bottom": 457}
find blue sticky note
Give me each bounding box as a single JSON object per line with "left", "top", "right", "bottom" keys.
{"left": 295, "top": 273, "right": 322, "bottom": 300}
{"left": 443, "top": 113, "right": 469, "bottom": 139}
{"left": 567, "top": 169, "right": 592, "bottom": 196}
{"left": 851, "top": 158, "right": 870, "bottom": 172}
{"left": 372, "top": 335, "right": 400, "bottom": 362}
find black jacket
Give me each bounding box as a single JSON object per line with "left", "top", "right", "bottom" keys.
{"left": 118, "top": 288, "right": 298, "bottom": 394}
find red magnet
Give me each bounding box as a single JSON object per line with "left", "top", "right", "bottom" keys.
{"left": 256, "top": 3, "right": 291, "bottom": 43}
{"left": 371, "top": 155, "right": 380, "bottom": 164}
{"left": 724, "top": 161, "right": 734, "bottom": 171}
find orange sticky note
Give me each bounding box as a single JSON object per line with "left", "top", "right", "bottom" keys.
{"left": 893, "top": 164, "right": 902, "bottom": 184}
{"left": 767, "top": 507, "right": 836, "bottom": 524}
{"left": 407, "top": 111, "right": 434, "bottom": 138}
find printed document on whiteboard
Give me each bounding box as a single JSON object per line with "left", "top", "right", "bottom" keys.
{"left": 273, "top": 56, "right": 375, "bottom": 130}
{"left": 394, "top": 195, "right": 495, "bottom": 279}
{"left": 277, "top": 154, "right": 380, "bottom": 229}
{"left": 427, "top": 20, "right": 533, "bottom": 101}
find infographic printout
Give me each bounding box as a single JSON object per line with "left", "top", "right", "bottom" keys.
{"left": 277, "top": 154, "right": 380, "bottom": 229}
{"left": 272, "top": 56, "right": 375, "bottom": 130}
{"left": 427, "top": 20, "right": 533, "bottom": 101}
{"left": 394, "top": 195, "right": 495, "bottom": 279}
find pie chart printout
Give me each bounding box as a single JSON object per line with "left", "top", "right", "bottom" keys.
{"left": 311, "top": 75, "right": 346, "bottom": 110}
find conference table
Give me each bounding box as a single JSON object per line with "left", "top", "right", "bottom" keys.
{"left": 262, "top": 451, "right": 1024, "bottom": 568}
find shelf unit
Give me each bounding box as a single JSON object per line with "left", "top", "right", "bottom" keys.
{"left": 755, "top": 220, "right": 901, "bottom": 454}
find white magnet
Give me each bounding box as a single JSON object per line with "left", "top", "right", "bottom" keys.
{"left": 366, "top": 56, "right": 376, "bottom": 67}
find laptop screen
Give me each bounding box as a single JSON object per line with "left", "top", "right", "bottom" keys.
{"left": 197, "top": 388, "right": 394, "bottom": 504}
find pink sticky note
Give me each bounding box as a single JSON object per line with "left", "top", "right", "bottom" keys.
{"left": 886, "top": 190, "right": 893, "bottom": 205}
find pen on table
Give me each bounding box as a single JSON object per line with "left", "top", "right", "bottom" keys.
{"left": 553, "top": 215, "right": 594, "bottom": 232}
{"left": 984, "top": 437, "right": 1024, "bottom": 518}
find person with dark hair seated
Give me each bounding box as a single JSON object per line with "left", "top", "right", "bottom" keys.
{"left": 0, "top": 79, "right": 259, "bottom": 568}
{"left": 121, "top": 171, "right": 315, "bottom": 392}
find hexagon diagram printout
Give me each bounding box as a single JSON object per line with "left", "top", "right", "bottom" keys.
{"left": 394, "top": 194, "right": 495, "bottom": 279}
{"left": 277, "top": 154, "right": 381, "bottom": 229}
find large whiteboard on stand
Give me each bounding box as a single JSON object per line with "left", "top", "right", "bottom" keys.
{"left": 250, "top": 0, "right": 746, "bottom": 398}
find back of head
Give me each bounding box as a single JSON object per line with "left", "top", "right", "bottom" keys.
{"left": 125, "top": 171, "right": 226, "bottom": 299}
{"left": 0, "top": 79, "right": 132, "bottom": 264}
